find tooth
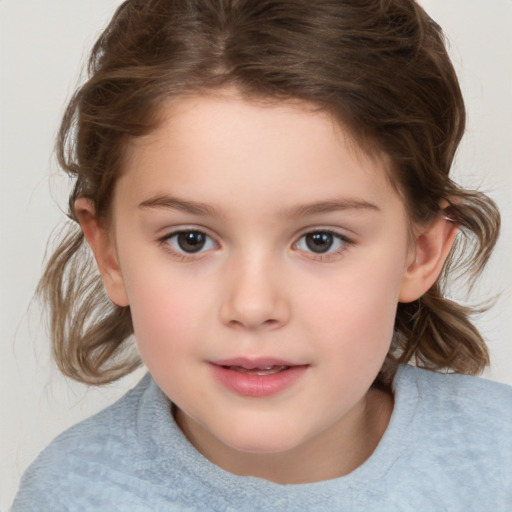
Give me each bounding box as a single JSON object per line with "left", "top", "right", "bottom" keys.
{"left": 230, "top": 365, "right": 289, "bottom": 375}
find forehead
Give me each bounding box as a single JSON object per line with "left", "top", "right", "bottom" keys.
{"left": 125, "top": 88, "right": 384, "bottom": 160}
{"left": 117, "top": 91, "right": 400, "bottom": 214}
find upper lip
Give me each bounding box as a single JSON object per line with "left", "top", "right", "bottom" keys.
{"left": 210, "top": 357, "right": 302, "bottom": 369}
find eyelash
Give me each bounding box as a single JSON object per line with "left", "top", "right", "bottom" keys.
{"left": 293, "top": 230, "right": 352, "bottom": 261}
{"left": 158, "top": 228, "right": 353, "bottom": 262}
{"left": 158, "top": 229, "right": 218, "bottom": 260}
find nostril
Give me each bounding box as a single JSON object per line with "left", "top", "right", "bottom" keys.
{"left": 226, "top": 316, "right": 282, "bottom": 330}
{"left": 219, "top": 277, "right": 290, "bottom": 330}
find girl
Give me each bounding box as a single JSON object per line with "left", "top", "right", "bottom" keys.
{"left": 10, "top": 0, "right": 512, "bottom": 510}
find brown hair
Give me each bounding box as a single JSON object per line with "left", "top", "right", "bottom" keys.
{"left": 38, "top": 0, "right": 500, "bottom": 386}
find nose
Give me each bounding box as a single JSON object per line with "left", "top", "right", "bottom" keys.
{"left": 219, "top": 255, "right": 290, "bottom": 331}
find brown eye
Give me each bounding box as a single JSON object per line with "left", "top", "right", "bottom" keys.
{"left": 166, "top": 230, "right": 216, "bottom": 254}
{"left": 304, "top": 232, "right": 334, "bottom": 253}
{"left": 177, "top": 231, "right": 206, "bottom": 252}
{"left": 295, "top": 231, "right": 349, "bottom": 255}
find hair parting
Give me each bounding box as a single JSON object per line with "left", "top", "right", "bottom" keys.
{"left": 39, "top": 0, "right": 500, "bottom": 386}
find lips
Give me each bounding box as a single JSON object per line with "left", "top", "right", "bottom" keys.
{"left": 228, "top": 365, "right": 289, "bottom": 376}
{"left": 209, "top": 358, "right": 307, "bottom": 397}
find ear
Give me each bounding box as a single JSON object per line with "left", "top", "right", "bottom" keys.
{"left": 399, "top": 212, "right": 458, "bottom": 303}
{"left": 74, "top": 198, "right": 129, "bottom": 307}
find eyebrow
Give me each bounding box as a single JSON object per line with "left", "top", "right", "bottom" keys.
{"left": 283, "top": 199, "right": 380, "bottom": 218}
{"left": 138, "top": 194, "right": 380, "bottom": 218}
{"left": 138, "top": 195, "right": 220, "bottom": 216}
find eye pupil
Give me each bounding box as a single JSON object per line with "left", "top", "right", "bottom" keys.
{"left": 305, "top": 232, "right": 334, "bottom": 253}
{"left": 177, "top": 231, "right": 206, "bottom": 253}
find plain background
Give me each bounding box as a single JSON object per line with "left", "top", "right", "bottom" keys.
{"left": 1, "top": 0, "right": 511, "bottom": 507}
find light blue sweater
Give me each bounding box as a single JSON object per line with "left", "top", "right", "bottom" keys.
{"left": 10, "top": 365, "right": 512, "bottom": 511}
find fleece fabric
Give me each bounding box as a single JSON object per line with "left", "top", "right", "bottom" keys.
{"left": 10, "top": 365, "right": 512, "bottom": 511}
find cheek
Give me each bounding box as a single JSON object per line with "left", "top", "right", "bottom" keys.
{"left": 302, "top": 259, "right": 404, "bottom": 358}
{"left": 122, "top": 265, "right": 212, "bottom": 365}
{"left": 308, "top": 274, "right": 400, "bottom": 403}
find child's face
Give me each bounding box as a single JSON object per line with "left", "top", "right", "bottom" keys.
{"left": 107, "top": 91, "right": 417, "bottom": 471}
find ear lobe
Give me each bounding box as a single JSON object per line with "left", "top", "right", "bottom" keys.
{"left": 74, "top": 198, "right": 129, "bottom": 307}
{"left": 399, "top": 214, "right": 458, "bottom": 303}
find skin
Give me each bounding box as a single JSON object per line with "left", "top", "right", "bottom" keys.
{"left": 77, "top": 90, "right": 456, "bottom": 484}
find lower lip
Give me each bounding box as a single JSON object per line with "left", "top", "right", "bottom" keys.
{"left": 210, "top": 364, "right": 308, "bottom": 398}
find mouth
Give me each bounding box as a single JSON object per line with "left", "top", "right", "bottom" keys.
{"left": 209, "top": 358, "right": 308, "bottom": 397}
{"left": 226, "top": 365, "right": 290, "bottom": 376}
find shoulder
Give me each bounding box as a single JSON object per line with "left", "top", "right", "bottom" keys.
{"left": 10, "top": 374, "right": 159, "bottom": 511}
{"left": 390, "top": 365, "right": 512, "bottom": 508}
{"left": 400, "top": 364, "right": 512, "bottom": 423}
{"left": 396, "top": 364, "right": 512, "bottom": 439}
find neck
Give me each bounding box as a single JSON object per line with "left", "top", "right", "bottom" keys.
{"left": 175, "top": 387, "right": 393, "bottom": 484}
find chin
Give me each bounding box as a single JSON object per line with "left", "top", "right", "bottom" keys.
{"left": 218, "top": 423, "right": 306, "bottom": 455}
